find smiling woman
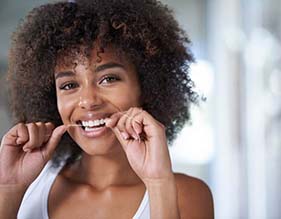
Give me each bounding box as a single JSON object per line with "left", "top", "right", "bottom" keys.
{"left": 0, "top": 0, "right": 214, "bottom": 219}
{"left": 55, "top": 46, "right": 142, "bottom": 156}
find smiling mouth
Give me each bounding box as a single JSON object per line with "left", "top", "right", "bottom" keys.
{"left": 77, "top": 118, "right": 108, "bottom": 131}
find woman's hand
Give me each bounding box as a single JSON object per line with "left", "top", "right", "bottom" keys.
{"left": 0, "top": 122, "right": 66, "bottom": 187}
{"left": 105, "top": 107, "right": 173, "bottom": 185}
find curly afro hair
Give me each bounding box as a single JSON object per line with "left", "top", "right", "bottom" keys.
{"left": 8, "top": 0, "right": 198, "bottom": 165}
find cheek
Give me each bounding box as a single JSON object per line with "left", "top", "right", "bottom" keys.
{"left": 56, "top": 96, "right": 66, "bottom": 120}
{"left": 128, "top": 85, "right": 141, "bottom": 106}
{"left": 118, "top": 86, "right": 141, "bottom": 108}
{"left": 57, "top": 100, "right": 63, "bottom": 117}
{"left": 56, "top": 95, "right": 76, "bottom": 121}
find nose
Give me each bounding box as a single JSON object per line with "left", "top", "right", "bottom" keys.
{"left": 78, "top": 86, "right": 104, "bottom": 110}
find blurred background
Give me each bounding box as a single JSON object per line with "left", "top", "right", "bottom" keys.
{"left": 0, "top": 0, "right": 280, "bottom": 218}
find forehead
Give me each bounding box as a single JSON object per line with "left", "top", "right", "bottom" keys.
{"left": 55, "top": 45, "right": 130, "bottom": 71}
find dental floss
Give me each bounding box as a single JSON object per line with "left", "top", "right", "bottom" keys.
{"left": 66, "top": 124, "right": 83, "bottom": 127}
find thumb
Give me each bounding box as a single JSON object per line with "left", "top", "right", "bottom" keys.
{"left": 42, "top": 125, "right": 67, "bottom": 160}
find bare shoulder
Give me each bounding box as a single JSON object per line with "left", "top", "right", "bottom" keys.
{"left": 174, "top": 173, "right": 214, "bottom": 218}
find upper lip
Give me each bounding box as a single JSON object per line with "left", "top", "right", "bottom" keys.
{"left": 74, "top": 112, "right": 113, "bottom": 124}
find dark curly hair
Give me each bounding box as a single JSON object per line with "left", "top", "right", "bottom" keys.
{"left": 7, "top": 0, "right": 197, "bottom": 165}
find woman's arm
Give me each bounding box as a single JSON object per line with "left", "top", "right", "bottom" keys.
{"left": 106, "top": 107, "right": 214, "bottom": 218}
{"left": 0, "top": 123, "right": 66, "bottom": 219}
{"left": 146, "top": 175, "right": 180, "bottom": 219}
{"left": 105, "top": 107, "right": 191, "bottom": 218}
{"left": 0, "top": 185, "right": 27, "bottom": 219}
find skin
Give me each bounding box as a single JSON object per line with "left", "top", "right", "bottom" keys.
{"left": 0, "top": 46, "right": 214, "bottom": 219}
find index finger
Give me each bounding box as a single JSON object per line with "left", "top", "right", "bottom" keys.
{"left": 43, "top": 122, "right": 55, "bottom": 143}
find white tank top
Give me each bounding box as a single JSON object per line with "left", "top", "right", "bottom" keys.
{"left": 17, "top": 161, "right": 150, "bottom": 219}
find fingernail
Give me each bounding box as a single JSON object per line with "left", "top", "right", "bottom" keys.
{"left": 23, "top": 147, "right": 31, "bottom": 153}
{"left": 132, "top": 133, "right": 139, "bottom": 141}
{"left": 134, "top": 126, "right": 142, "bottom": 135}
{"left": 121, "top": 132, "right": 129, "bottom": 140}
{"left": 16, "top": 139, "right": 24, "bottom": 145}
{"left": 58, "top": 125, "right": 67, "bottom": 133}
{"left": 105, "top": 118, "right": 112, "bottom": 126}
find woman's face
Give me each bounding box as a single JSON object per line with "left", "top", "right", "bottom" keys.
{"left": 55, "top": 46, "right": 141, "bottom": 155}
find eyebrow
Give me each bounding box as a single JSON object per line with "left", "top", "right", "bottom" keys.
{"left": 55, "top": 62, "right": 126, "bottom": 80}
{"left": 55, "top": 71, "right": 75, "bottom": 80}
{"left": 94, "top": 62, "right": 126, "bottom": 73}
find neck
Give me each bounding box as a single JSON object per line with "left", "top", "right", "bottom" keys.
{"left": 65, "top": 146, "right": 142, "bottom": 190}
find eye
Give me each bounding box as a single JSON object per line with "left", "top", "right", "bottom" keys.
{"left": 99, "top": 75, "right": 120, "bottom": 84}
{"left": 59, "top": 82, "right": 79, "bottom": 90}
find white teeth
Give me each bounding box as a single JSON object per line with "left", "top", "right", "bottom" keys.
{"left": 93, "top": 120, "right": 99, "bottom": 126}
{"left": 89, "top": 121, "right": 94, "bottom": 127}
{"left": 85, "top": 127, "right": 95, "bottom": 132}
{"left": 81, "top": 118, "right": 107, "bottom": 128}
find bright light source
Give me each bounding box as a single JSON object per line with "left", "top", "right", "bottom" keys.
{"left": 170, "top": 108, "right": 215, "bottom": 165}
{"left": 190, "top": 60, "right": 214, "bottom": 96}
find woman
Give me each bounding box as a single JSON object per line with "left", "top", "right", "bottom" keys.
{"left": 0, "top": 0, "right": 214, "bottom": 218}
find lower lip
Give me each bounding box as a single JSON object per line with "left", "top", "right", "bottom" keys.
{"left": 80, "top": 125, "right": 109, "bottom": 138}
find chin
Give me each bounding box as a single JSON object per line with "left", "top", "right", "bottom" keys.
{"left": 76, "top": 135, "right": 122, "bottom": 156}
